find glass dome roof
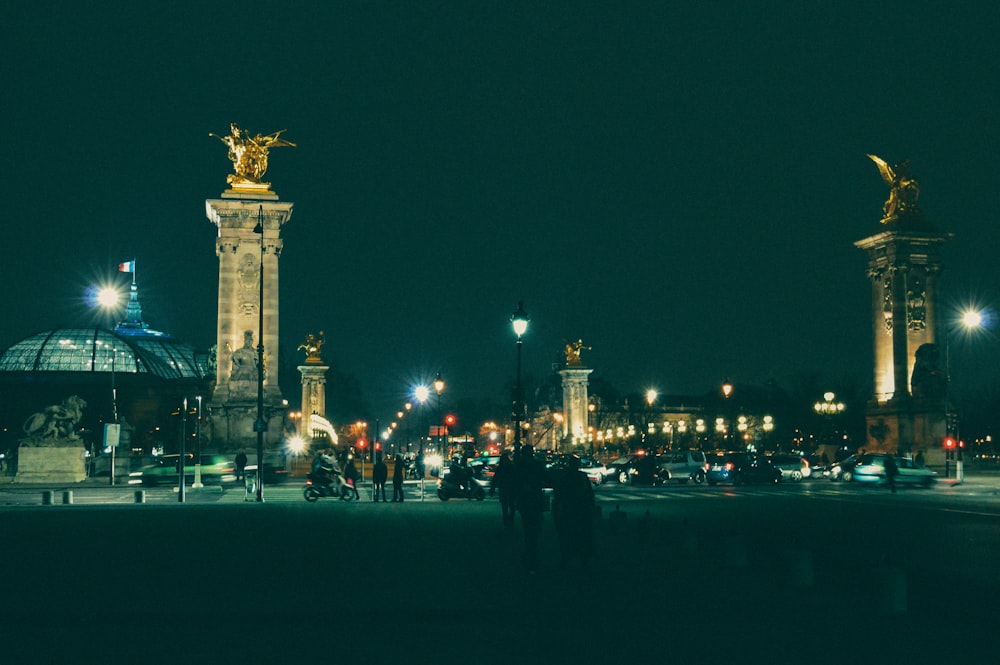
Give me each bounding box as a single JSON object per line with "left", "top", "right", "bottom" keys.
{"left": 0, "top": 328, "right": 209, "bottom": 380}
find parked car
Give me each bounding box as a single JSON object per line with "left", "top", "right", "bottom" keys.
{"left": 606, "top": 454, "right": 661, "bottom": 486}
{"left": 656, "top": 450, "right": 709, "bottom": 484}
{"left": 849, "top": 453, "right": 937, "bottom": 487}
{"left": 128, "top": 453, "right": 235, "bottom": 487}
{"left": 770, "top": 453, "right": 811, "bottom": 481}
{"left": 544, "top": 454, "right": 608, "bottom": 486}
{"left": 706, "top": 452, "right": 781, "bottom": 485}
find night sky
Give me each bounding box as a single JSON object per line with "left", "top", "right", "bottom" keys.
{"left": 2, "top": 2, "right": 998, "bottom": 423}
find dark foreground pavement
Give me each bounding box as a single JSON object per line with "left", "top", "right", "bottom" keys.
{"left": 1, "top": 495, "right": 998, "bottom": 665}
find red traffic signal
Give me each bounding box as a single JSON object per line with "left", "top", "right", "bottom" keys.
{"left": 943, "top": 436, "right": 956, "bottom": 449}
{"left": 444, "top": 414, "right": 457, "bottom": 427}
{"left": 357, "top": 438, "right": 367, "bottom": 449}
{"left": 375, "top": 441, "right": 382, "bottom": 451}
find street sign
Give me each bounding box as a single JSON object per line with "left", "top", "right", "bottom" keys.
{"left": 104, "top": 423, "right": 121, "bottom": 448}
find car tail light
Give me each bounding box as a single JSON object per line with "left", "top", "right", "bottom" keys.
{"left": 725, "top": 462, "right": 735, "bottom": 471}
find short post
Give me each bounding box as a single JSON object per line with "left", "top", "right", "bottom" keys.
{"left": 41, "top": 490, "right": 53, "bottom": 505}
{"left": 62, "top": 490, "right": 73, "bottom": 505}
{"left": 134, "top": 490, "right": 146, "bottom": 504}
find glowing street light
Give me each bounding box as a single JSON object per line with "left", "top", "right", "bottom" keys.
{"left": 510, "top": 301, "right": 529, "bottom": 452}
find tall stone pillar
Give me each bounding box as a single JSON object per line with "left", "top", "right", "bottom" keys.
{"left": 299, "top": 365, "right": 329, "bottom": 422}
{"left": 559, "top": 367, "right": 594, "bottom": 447}
{"left": 205, "top": 189, "right": 293, "bottom": 450}
{"left": 855, "top": 160, "right": 952, "bottom": 457}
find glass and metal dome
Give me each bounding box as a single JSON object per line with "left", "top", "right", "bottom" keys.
{"left": 0, "top": 328, "right": 209, "bottom": 380}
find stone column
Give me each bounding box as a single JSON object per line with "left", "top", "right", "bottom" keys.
{"left": 205, "top": 191, "right": 293, "bottom": 449}
{"left": 559, "top": 367, "right": 594, "bottom": 448}
{"left": 298, "top": 364, "right": 329, "bottom": 423}
{"left": 856, "top": 228, "right": 952, "bottom": 455}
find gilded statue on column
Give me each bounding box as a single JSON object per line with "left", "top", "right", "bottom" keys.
{"left": 564, "top": 339, "right": 591, "bottom": 366}
{"left": 298, "top": 331, "right": 325, "bottom": 364}
{"left": 868, "top": 154, "right": 921, "bottom": 224}
{"left": 211, "top": 123, "right": 296, "bottom": 187}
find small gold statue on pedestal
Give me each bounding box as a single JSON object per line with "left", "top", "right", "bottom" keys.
{"left": 564, "top": 339, "right": 591, "bottom": 367}
{"left": 298, "top": 331, "right": 325, "bottom": 364}
{"left": 211, "top": 123, "right": 296, "bottom": 190}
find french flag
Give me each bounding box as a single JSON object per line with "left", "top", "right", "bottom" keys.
{"left": 118, "top": 260, "right": 135, "bottom": 273}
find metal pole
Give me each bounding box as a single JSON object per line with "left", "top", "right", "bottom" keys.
{"left": 514, "top": 337, "right": 523, "bottom": 452}
{"left": 178, "top": 397, "right": 186, "bottom": 502}
{"left": 255, "top": 205, "right": 266, "bottom": 502}
{"left": 110, "top": 344, "right": 117, "bottom": 486}
{"left": 192, "top": 396, "right": 204, "bottom": 488}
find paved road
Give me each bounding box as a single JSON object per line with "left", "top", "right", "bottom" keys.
{"left": 3, "top": 475, "right": 999, "bottom": 664}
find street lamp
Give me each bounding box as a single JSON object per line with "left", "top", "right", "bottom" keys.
{"left": 645, "top": 389, "right": 657, "bottom": 452}
{"left": 414, "top": 386, "right": 429, "bottom": 453}
{"left": 192, "top": 395, "right": 204, "bottom": 488}
{"left": 434, "top": 372, "right": 446, "bottom": 458}
{"left": 511, "top": 301, "right": 529, "bottom": 452}
{"left": 253, "top": 205, "right": 267, "bottom": 502}
{"left": 948, "top": 308, "right": 985, "bottom": 483}
{"left": 93, "top": 286, "right": 124, "bottom": 485}
{"left": 722, "top": 380, "right": 735, "bottom": 448}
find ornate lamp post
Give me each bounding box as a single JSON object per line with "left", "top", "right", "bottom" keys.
{"left": 253, "top": 205, "right": 267, "bottom": 502}
{"left": 511, "top": 301, "right": 529, "bottom": 452}
{"left": 722, "top": 380, "right": 735, "bottom": 448}
{"left": 947, "top": 308, "right": 985, "bottom": 483}
{"left": 434, "top": 372, "right": 446, "bottom": 457}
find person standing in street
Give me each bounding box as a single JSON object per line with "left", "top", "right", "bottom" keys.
{"left": 391, "top": 454, "right": 405, "bottom": 502}
{"left": 515, "top": 445, "right": 546, "bottom": 575}
{"left": 344, "top": 456, "right": 361, "bottom": 499}
{"left": 490, "top": 451, "right": 517, "bottom": 528}
{"left": 884, "top": 453, "right": 899, "bottom": 493}
{"left": 552, "top": 455, "right": 596, "bottom": 570}
{"left": 373, "top": 453, "right": 388, "bottom": 502}
{"left": 234, "top": 449, "right": 248, "bottom": 482}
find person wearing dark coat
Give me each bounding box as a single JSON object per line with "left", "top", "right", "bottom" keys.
{"left": 884, "top": 453, "right": 899, "bottom": 493}
{"left": 552, "top": 455, "right": 596, "bottom": 570}
{"left": 490, "top": 451, "right": 517, "bottom": 527}
{"left": 391, "top": 454, "right": 405, "bottom": 502}
{"left": 344, "top": 457, "right": 361, "bottom": 499}
{"left": 372, "top": 454, "right": 388, "bottom": 502}
{"left": 514, "top": 445, "right": 546, "bottom": 574}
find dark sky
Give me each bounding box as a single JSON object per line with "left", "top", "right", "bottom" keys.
{"left": 2, "top": 2, "right": 998, "bottom": 421}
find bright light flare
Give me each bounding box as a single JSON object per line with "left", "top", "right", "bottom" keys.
{"left": 286, "top": 436, "right": 306, "bottom": 455}
{"left": 962, "top": 309, "right": 983, "bottom": 329}
{"left": 414, "top": 385, "right": 430, "bottom": 403}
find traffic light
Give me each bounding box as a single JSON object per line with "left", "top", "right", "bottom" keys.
{"left": 943, "top": 436, "right": 956, "bottom": 450}
{"left": 357, "top": 438, "right": 367, "bottom": 449}
{"left": 444, "top": 414, "right": 457, "bottom": 428}
{"left": 375, "top": 441, "right": 382, "bottom": 451}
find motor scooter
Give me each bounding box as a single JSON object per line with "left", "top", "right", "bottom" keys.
{"left": 304, "top": 469, "right": 356, "bottom": 502}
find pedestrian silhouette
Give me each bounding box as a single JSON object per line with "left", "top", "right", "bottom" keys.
{"left": 553, "top": 455, "right": 596, "bottom": 570}
{"left": 884, "top": 453, "right": 899, "bottom": 493}
{"left": 373, "top": 453, "right": 388, "bottom": 502}
{"left": 344, "top": 457, "right": 361, "bottom": 499}
{"left": 491, "top": 451, "right": 517, "bottom": 527}
{"left": 515, "top": 444, "right": 546, "bottom": 574}
{"left": 234, "top": 449, "right": 248, "bottom": 481}
{"left": 391, "top": 454, "right": 405, "bottom": 502}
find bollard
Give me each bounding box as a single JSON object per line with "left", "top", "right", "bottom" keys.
{"left": 62, "top": 490, "right": 73, "bottom": 505}
{"left": 42, "top": 490, "right": 53, "bottom": 505}
{"left": 134, "top": 490, "right": 146, "bottom": 504}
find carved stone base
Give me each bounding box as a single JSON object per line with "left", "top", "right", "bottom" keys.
{"left": 15, "top": 444, "right": 87, "bottom": 483}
